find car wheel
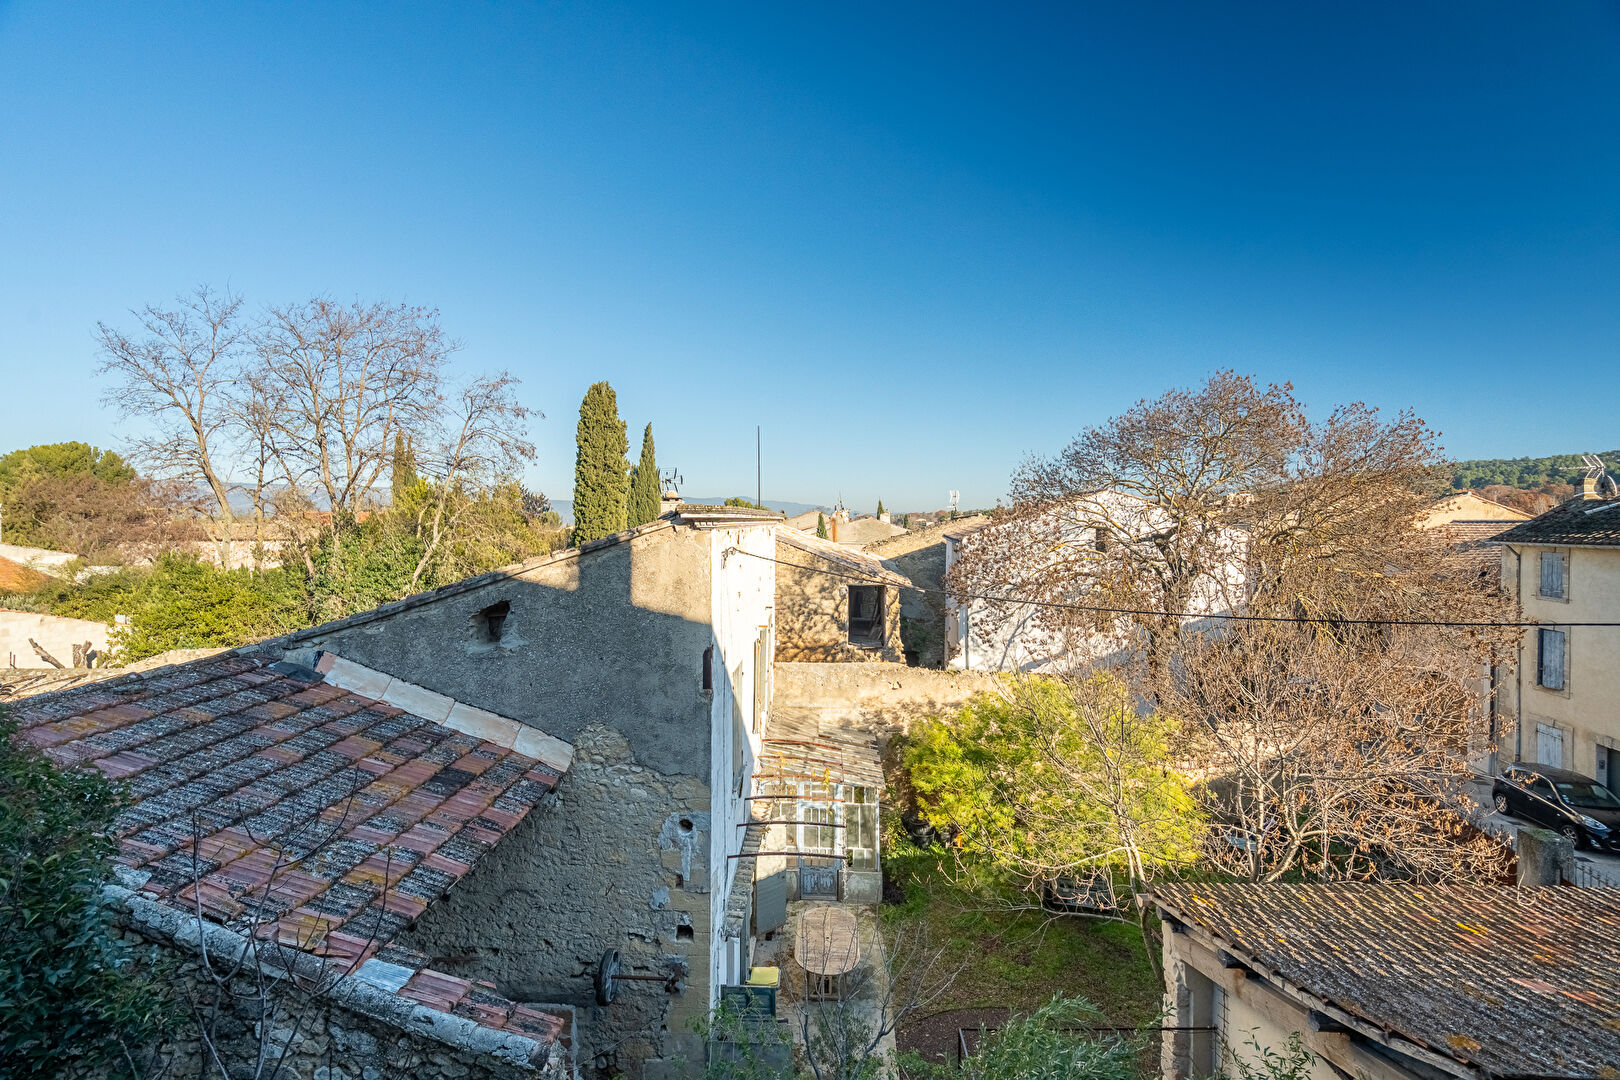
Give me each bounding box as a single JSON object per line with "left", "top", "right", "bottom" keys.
{"left": 1494, "top": 794, "right": 1510, "bottom": 814}
{"left": 1560, "top": 823, "right": 1584, "bottom": 848}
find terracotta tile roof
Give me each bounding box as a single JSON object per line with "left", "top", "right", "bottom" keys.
{"left": 778, "top": 529, "right": 913, "bottom": 589}
{"left": 9, "top": 652, "right": 569, "bottom": 1047}
{"left": 1151, "top": 882, "right": 1620, "bottom": 1078}
{"left": 1494, "top": 496, "right": 1620, "bottom": 548}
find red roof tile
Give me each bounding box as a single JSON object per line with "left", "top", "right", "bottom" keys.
{"left": 8, "top": 653, "right": 568, "bottom": 1048}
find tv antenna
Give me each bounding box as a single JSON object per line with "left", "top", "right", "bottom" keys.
{"left": 660, "top": 467, "right": 684, "bottom": 494}
{"left": 948, "top": 490, "right": 960, "bottom": 513}
{"left": 1582, "top": 454, "right": 1618, "bottom": 499}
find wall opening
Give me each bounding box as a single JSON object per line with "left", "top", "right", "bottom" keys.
{"left": 676, "top": 925, "right": 694, "bottom": 941}
{"left": 702, "top": 645, "right": 714, "bottom": 691}
{"left": 474, "top": 600, "right": 511, "bottom": 643}
{"left": 848, "top": 586, "right": 885, "bottom": 646}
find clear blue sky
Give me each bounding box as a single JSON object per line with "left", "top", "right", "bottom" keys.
{"left": 2, "top": 3, "right": 1617, "bottom": 511}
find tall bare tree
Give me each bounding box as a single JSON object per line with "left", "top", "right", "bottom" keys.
{"left": 253, "top": 298, "right": 452, "bottom": 522}
{"left": 95, "top": 286, "right": 249, "bottom": 564}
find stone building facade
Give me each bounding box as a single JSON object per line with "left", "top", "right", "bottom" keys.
{"left": 772, "top": 530, "right": 908, "bottom": 664}
{"left": 263, "top": 507, "right": 781, "bottom": 1077}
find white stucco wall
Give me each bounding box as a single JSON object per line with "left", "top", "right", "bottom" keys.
{"left": 945, "top": 493, "right": 1247, "bottom": 673}
{"left": 0, "top": 609, "right": 111, "bottom": 668}
{"left": 706, "top": 523, "right": 777, "bottom": 1001}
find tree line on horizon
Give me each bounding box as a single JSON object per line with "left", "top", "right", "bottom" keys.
{"left": 1450, "top": 448, "right": 1620, "bottom": 491}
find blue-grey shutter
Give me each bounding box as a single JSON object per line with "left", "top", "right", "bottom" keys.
{"left": 1541, "top": 553, "right": 1564, "bottom": 599}
{"left": 1540, "top": 628, "right": 1566, "bottom": 690}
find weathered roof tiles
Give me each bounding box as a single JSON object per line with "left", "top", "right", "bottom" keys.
{"left": 8, "top": 651, "right": 569, "bottom": 1048}
{"left": 1151, "top": 881, "right": 1620, "bottom": 1079}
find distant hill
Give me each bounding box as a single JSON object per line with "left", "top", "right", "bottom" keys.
{"left": 1451, "top": 451, "right": 1620, "bottom": 491}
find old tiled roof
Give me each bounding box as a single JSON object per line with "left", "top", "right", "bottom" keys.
{"left": 1151, "top": 882, "right": 1620, "bottom": 1079}
{"left": 1494, "top": 495, "right": 1620, "bottom": 548}
{"left": 778, "top": 529, "right": 913, "bottom": 589}
{"left": 1433, "top": 520, "right": 1510, "bottom": 577}
{"left": 9, "top": 652, "right": 568, "bottom": 1045}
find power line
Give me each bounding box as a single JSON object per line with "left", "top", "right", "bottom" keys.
{"left": 727, "top": 546, "right": 1620, "bottom": 629}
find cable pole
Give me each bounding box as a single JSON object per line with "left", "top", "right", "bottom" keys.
{"left": 756, "top": 425, "right": 761, "bottom": 509}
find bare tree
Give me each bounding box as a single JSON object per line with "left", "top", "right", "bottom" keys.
{"left": 253, "top": 298, "right": 452, "bottom": 523}
{"left": 1169, "top": 611, "right": 1511, "bottom": 883}
{"left": 405, "top": 371, "right": 538, "bottom": 589}
{"left": 950, "top": 372, "right": 1300, "bottom": 691}
{"left": 96, "top": 286, "right": 250, "bottom": 565}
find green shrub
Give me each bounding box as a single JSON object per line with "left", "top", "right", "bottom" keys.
{"left": 0, "top": 715, "right": 177, "bottom": 1077}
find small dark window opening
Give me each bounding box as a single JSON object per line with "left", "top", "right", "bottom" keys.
{"left": 848, "top": 586, "right": 885, "bottom": 646}
{"left": 701, "top": 646, "right": 714, "bottom": 691}
{"left": 476, "top": 601, "right": 511, "bottom": 643}
{"left": 676, "top": 924, "right": 694, "bottom": 941}
{"left": 1093, "top": 527, "right": 1110, "bottom": 553}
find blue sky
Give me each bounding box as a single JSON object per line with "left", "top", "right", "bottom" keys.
{"left": 2, "top": 3, "right": 1617, "bottom": 511}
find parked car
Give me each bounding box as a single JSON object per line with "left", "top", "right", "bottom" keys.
{"left": 1493, "top": 764, "right": 1620, "bottom": 851}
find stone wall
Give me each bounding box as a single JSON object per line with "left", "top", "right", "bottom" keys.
{"left": 396, "top": 724, "right": 714, "bottom": 1077}
{"left": 263, "top": 523, "right": 744, "bottom": 1078}
{"left": 771, "top": 661, "right": 998, "bottom": 740}
{"left": 0, "top": 608, "right": 110, "bottom": 669}
{"left": 98, "top": 884, "right": 565, "bottom": 1080}
{"left": 772, "top": 543, "right": 903, "bottom": 664}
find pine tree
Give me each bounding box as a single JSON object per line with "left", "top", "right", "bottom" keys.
{"left": 816, "top": 512, "right": 828, "bottom": 539}
{"left": 627, "top": 423, "right": 660, "bottom": 528}
{"left": 571, "top": 382, "right": 630, "bottom": 544}
{"left": 390, "top": 433, "right": 418, "bottom": 504}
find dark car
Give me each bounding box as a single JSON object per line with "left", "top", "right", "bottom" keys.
{"left": 1493, "top": 764, "right": 1620, "bottom": 851}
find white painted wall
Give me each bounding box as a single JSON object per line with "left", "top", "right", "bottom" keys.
{"left": 946, "top": 492, "right": 1248, "bottom": 673}
{"left": 0, "top": 542, "right": 79, "bottom": 575}
{"left": 0, "top": 609, "right": 111, "bottom": 668}
{"left": 706, "top": 522, "right": 777, "bottom": 1003}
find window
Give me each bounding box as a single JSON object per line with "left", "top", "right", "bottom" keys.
{"left": 1539, "top": 552, "right": 1567, "bottom": 600}
{"left": 1529, "top": 772, "right": 1557, "bottom": 799}
{"left": 702, "top": 645, "right": 714, "bottom": 692}
{"left": 1093, "top": 527, "right": 1110, "bottom": 553}
{"left": 847, "top": 586, "right": 885, "bottom": 646}
{"left": 1537, "top": 628, "right": 1567, "bottom": 691}
{"left": 1536, "top": 725, "right": 1565, "bottom": 769}
{"left": 475, "top": 601, "right": 510, "bottom": 643}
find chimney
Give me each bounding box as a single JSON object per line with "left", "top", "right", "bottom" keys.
{"left": 1516, "top": 827, "right": 1575, "bottom": 885}
{"left": 830, "top": 516, "right": 839, "bottom": 542}
{"left": 1582, "top": 476, "right": 1602, "bottom": 500}
{"left": 878, "top": 512, "right": 891, "bottom": 524}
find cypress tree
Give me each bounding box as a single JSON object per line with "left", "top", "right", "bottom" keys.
{"left": 390, "top": 433, "right": 417, "bottom": 504}
{"left": 572, "top": 381, "right": 630, "bottom": 544}
{"left": 876, "top": 499, "right": 886, "bottom": 517}
{"left": 816, "top": 512, "right": 829, "bottom": 539}
{"left": 627, "top": 423, "right": 660, "bottom": 527}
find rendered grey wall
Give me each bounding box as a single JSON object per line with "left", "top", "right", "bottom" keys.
{"left": 294, "top": 526, "right": 714, "bottom": 778}
{"left": 285, "top": 525, "right": 724, "bottom": 1077}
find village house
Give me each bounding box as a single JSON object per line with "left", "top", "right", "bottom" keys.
{"left": 1152, "top": 880, "right": 1620, "bottom": 1080}
{"left": 12, "top": 505, "right": 788, "bottom": 1079}
{"left": 1493, "top": 471, "right": 1620, "bottom": 787}
{"left": 943, "top": 493, "right": 1247, "bottom": 673}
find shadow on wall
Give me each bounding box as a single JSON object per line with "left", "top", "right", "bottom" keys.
{"left": 289, "top": 525, "right": 734, "bottom": 1078}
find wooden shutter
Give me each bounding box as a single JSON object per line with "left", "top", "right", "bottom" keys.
{"left": 1539, "top": 628, "right": 1566, "bottom": 690}
{"left": 1540, "top": 552, "right": 1565, "bottom": 599}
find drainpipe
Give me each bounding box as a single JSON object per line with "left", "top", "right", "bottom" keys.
{"left": 1507, "top": 543, "right": 1524, "bottom": 764}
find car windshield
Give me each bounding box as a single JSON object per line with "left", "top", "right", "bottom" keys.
{"left": 1555, "top": 782, "right": 1620, "bottom": 810}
